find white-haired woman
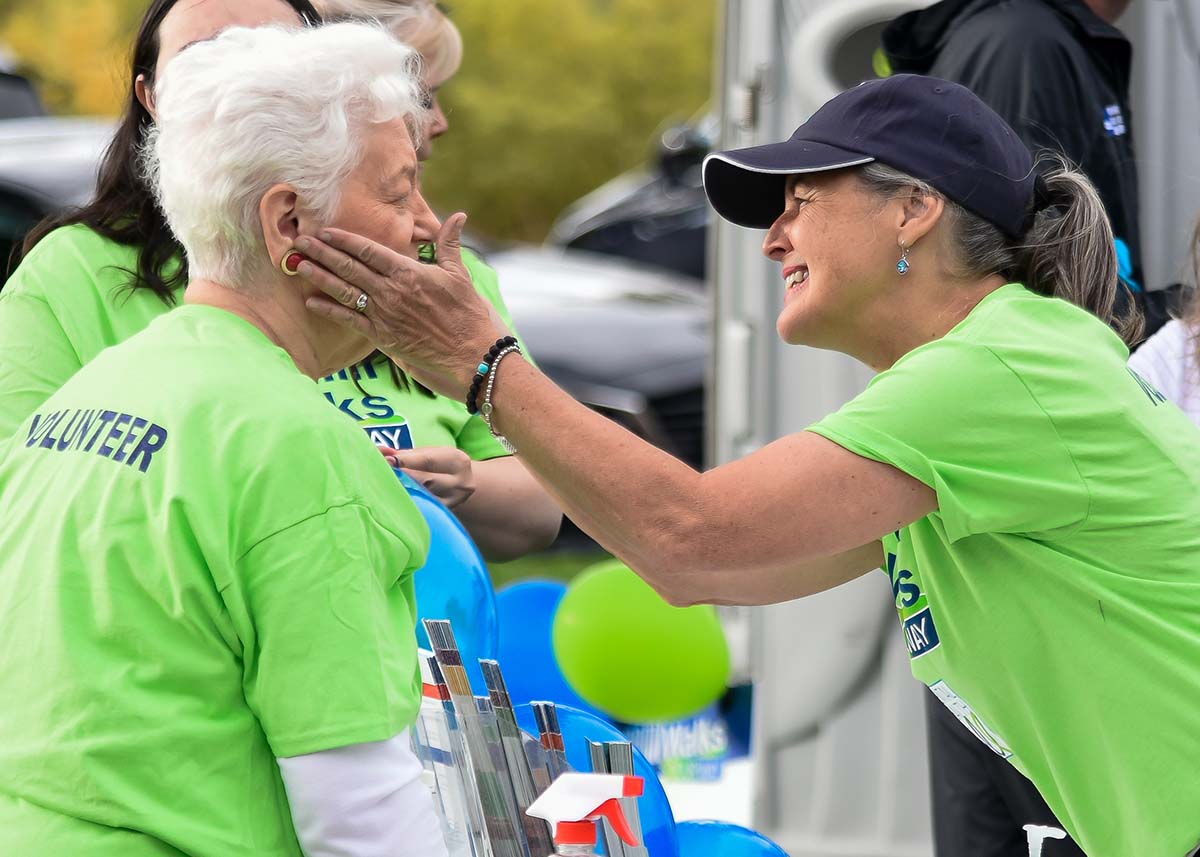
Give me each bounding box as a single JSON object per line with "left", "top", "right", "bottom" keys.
{"left": 0, "top": 24, "right": 449, "bottom": 857}
{"left": 0, "top": 0, "right": 319, "bottom": 429}
{"left": 0, "top": 0, "right": 560, "bottom": 563}
{"left": 297, "top": 74, "right": 1200, "bottom": 856}
{"left": 302, "top": 0, "right": 562, "bottom": 559}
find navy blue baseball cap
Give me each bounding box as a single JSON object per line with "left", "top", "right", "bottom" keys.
{"left": 702, "top": 74, "right": 1036, "bottom": 239}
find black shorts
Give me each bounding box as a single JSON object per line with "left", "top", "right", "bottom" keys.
{"left": 925, "top": 688, "right": 1085, "bottom": 857}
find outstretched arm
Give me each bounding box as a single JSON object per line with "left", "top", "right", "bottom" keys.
{"left": 463, "top": 355, "right": 914, "bottom": 606}
{"left": 294, "top": 221, "right": 934, "bottom": 606}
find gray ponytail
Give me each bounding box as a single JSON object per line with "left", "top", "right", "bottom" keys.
{"left": 858, "top": 153, "right": 1143, "bottom": 346}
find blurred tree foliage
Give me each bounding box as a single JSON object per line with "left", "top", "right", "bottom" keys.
{"left": 0, "top": 0, "right": 146, "bottom": 116}
{"left": 422, "top": 0, "right": 715, "bottom": 241}
{"left": 0, "top": 0, "right": 714, "bottom": 242}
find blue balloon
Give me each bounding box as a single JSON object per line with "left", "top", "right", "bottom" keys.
{"left": 496, "top": 581, "right": 608, "bottom": 718}
{"left": 515, "top": 703, "right": 678, "bottom": 857}
{"left": 399, "top": 470, "right": 497, "bottom": 693}
{"left": 676, "top": 821, "right": 788, "bottom": 857}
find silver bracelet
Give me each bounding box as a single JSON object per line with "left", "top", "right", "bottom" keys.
{"left": 479, "top": 344, "right": 521, "bottom": 454}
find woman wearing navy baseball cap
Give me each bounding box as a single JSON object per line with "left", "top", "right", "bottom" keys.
{"left": 295, "top": 74, "right": 1200, "bottom": 856}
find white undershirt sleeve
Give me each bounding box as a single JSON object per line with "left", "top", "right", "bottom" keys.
{"left": 278, "top": 729, "right": 448, "bottom": 857}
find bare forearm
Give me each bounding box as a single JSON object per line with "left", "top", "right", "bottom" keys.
{"left": 487, "top": 358, "right": 731, "bottom": 594}
{"left": 487, "top": 358, "right": 922, "bottom": 605}
{"left": 294, "top": 223, "right": 928, "bottom": 607}
{"left": 526, "top": 462, "right": 883, "bottom": 606}
{"left": 454, "top": 456, "right": 561, "bottom": 561}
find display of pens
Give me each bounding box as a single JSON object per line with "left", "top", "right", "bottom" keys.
{"left": 588, "top": 741, "right": 628, "bottom": 857}
{"left": 482, "top": 659, "right": 557, "bottom": 856}
{"left": 531, "top": 701, "right": 570, "bottom": 779}
{"left": 427, "top": 654, "right": 490, "bottom": 857}
{"left": 605, "top": 742, "right": 649, "bottom": 857}
{"left": 416, "top": 619, "right": 648, "bottom": 857}
{"left": 427, "top": 619, "right": 528, "bottom": 857}
{"left": 413, "top": 651, "right": 483, "bottom": 857}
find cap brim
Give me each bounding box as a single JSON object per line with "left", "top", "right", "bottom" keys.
{"left": 702, "top": 141, "right": 875, "bottom": 229}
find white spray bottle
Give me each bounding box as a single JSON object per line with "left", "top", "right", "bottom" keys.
{"left": 525, "top": 773, "right": 645, "bottom": 856}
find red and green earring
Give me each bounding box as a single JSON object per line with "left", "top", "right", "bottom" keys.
{"left": 280, "top": 250, "right": 306, "bottom": 276}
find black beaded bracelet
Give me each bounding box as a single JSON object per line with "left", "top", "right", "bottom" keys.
{"left": 466, "top": 335, "right": 518, "bottom": 414}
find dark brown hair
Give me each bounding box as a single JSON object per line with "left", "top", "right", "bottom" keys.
{"left": 20, "top": 0, "right": 321, "bottom": 304}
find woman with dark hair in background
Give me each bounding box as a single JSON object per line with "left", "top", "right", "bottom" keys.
{"left": 0, "top": 0, "right": 561, "bottom": 559}
{"left": 0, "top": 0, "right": 321, "bottom": 419}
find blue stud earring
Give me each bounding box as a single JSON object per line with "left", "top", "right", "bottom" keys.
{"left": 896, "top": 244, "right": 911, "bottom": 276}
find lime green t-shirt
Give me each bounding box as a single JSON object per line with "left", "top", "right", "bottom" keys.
{"left": 0, "top": 304, "right": 430, "bottom": 856}
{"left": 0, "top": 224, "right": 519, "bottom": 461}
{"left": 0, "top": 225, "right": 180, "bottom": 438}
{"left": 810, "top": 284, "right": 1200, "bottom": 857}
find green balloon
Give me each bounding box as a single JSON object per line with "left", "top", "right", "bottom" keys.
{"left": 552, "top": 559, "right": 731, "bottom": 724}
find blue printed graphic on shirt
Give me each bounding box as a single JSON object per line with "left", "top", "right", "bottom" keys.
{"left": 24, "top": 408, "right": 169, "bottom": 473}
{"left": 1103, "top": 104, "right": 1126, "bottom": 136}
{"left": 885, "top": 530, "right": 941, "bottom": 659}
{"left": 320, "top": 389, "right": 402, "bottom": 422}
{"left": 365, "top": 423, "right": 414, "bottom": 450}
{"left": 319, "top": 365, "right": 417, "bottom": 450}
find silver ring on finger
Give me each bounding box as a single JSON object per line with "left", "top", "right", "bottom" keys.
{"left": 354, "top": 292, "right": 369, "bottom": 313}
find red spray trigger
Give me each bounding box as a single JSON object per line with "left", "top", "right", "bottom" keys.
{"left": 526, "top": 773, "right": 646, "bottom": 849}
{"left": 594, "top": 796, "right": 639, "bottom": 845}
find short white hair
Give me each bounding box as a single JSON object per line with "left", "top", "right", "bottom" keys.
{"left": 144, "top": 22, "right": 427, "bottom": 286}
{"left": 315, "top": 0, "right": 463, "bottom": 83}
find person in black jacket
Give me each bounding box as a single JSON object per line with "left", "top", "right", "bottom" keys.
{"left": 882, "top": 0, "right": 1172, "bottom": 341}
{"left": 883, "top": 3, "right": 1140, "bottom": 854}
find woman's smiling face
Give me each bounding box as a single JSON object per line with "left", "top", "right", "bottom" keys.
{"left": 761, "top": 169, "right": 901, "bottom": 351}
